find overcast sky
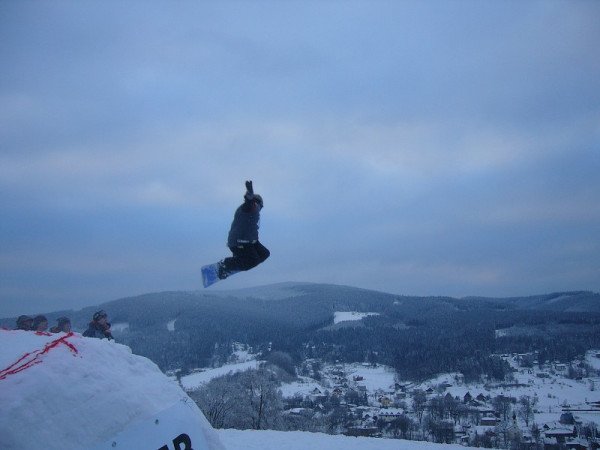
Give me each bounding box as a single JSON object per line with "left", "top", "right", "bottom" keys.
{"left": 1, "top": 1, "right": 599, "bottom": 317}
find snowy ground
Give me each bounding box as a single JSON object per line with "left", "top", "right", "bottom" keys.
{"left": 0, "top": 330, "right": 223, "bottom": 450}
{"left": 586, "top": 350, "right": 600, "bottom": 370}
{"left": 280, "top": 376, "right": 324, "bottom": 397}
{"left": 110, "top": 322, "right": 129, "bottom": 332}
{"left": 343, "top": 362, "right": 397, "bottom": 392}
{"left": 415, "top": 356, "right": 600, "bottom": 426}
{"left": 181, "top": 360, "right": 261, "bottom": 390}
{"left": 218, "top": 429, "right": 464, "bottom": 450}
{"left": 280, "top": 362, "right": 396, "bottom": 398}
{"left": 333, "top": 311, "right": 379, "bottom": 324}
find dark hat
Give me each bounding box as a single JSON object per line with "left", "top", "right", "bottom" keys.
{"left": 254, "top": 194, "right": 263, "bottom": 208}
{"left": 93, "top": 310, "right": 107, "bottom": 321}
{"left": 57, "top": 316, "right": 71, "bottom": 326}
{"left": 16, "top": 315, "right": 33, "bottom": 326}
{"left": 32, "top": 315, "right": 48, "bottom": 327}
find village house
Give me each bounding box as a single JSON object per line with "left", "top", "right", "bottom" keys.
{"left": 476, "top": 393, "right": 488, "bottom": 402}
{"left": 564, "top": 437, "right": 590, "bottom": 450}
{"left": 480, "top": 415, "right": 501, "bottom": 427}
{"left": 376, "top": 408, "right": 404, "bottom": 422}
{"left": 332, "top": 387, "right": 344, "bottom": 396}
{"left": 542, "top": 422, "right": 577, "bottom": 444}
{"left": 356, "top": 385, "right": 367, "bottom": 394}
{"left": 394, "top": 382, "right": 412, "bottom": 392}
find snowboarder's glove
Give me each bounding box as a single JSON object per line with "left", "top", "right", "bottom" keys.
{"left": 244, "top": 180, "right": 254, "bottom": 201}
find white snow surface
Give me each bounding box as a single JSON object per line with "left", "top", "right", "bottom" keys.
{"left": 109, "top": 322, "right": 129, "bottom": 332}
{"left": 279, "top": 376, "right": 324, "bottom": 398}
{"left": 415, "top": 359, "right": 600, "bottom": 426}
{"left": 0, "top": 330, "right": 224, "bottom": 450}
{"left": 344, "top": 363, "right": 397, "bottom": 392}
{"left": 333, "top": 311, "right": 379, "bottom": 324}
{"left": 218, "top": 429, "right": 465, "bottom": 450}
{"left": 167, "top": 319, "right": 176, "bottom": 331}
{"left": 586, "top": 350, "right": 600, "bottom": 370}
{"left": 181, "top": 360, "right": 261, "bottom": 391}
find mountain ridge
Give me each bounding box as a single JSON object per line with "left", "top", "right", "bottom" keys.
{"left": 2, "top": 283, "right": 599, "bottom": 327}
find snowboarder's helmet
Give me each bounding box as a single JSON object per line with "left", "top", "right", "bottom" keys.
{"left": 254, "top": 194, "right": 263, "bottom": 208}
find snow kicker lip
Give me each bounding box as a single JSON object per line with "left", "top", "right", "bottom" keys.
{"left": 0, "top": 331, "right": 78, "bottom": 381}
{"left": 89, "top": 399, "right": 220, "bottom": 450}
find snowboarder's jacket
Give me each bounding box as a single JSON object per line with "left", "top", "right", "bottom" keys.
{"left": 83, "top": 321, "right": 113, "bottom": 340}
{"left": 227, "top": 194, "right": 262, "bottom": 248}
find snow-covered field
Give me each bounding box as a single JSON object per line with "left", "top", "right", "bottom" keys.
{"left": 333, "top": 311, "right": 379, "bottom": 324}
{"left": 181, "top": 360, "right": 261, "bottom": 390}
{"left": 218, "top": 429, "right": 464, "bottom": 450}
{"left": 280, "top": 376, "right": 324, "bottom": 398}
{"left": 110, "top": 322, "right": 129, "bottom": 332}
{"left": 166, "top": 319, "right": 176, "bottom": 331}
{"left": 280, "top": 363, "right": 396, "bottom": 398}
{"left": 4, "top": 328, "right": 599, "bottom": 450}
{"left": 343, "top": 362, "right": 396, "bottom": 392}
{"left": 586, "top": 350, "right": 600, "bottom": 370}
{"left": 6, "top": 330, "right": 464, "bottom": 450}
{"left": 415, "top": 356, "right": 600, "bottom": 426}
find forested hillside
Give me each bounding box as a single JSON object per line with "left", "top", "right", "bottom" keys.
{"left": 3, "top": 284, "right": 600, "bottom": 381}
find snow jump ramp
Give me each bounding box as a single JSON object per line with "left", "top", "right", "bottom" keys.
{"left": 0, "top": 330, "right": 225, "bottom": 450}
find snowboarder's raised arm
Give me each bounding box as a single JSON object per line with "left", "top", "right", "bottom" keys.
{"left": 242, "top": 180, "right": 262, "bottom": 212}
{"left": 244, "top": 180, "right": 254, "bottom": 201}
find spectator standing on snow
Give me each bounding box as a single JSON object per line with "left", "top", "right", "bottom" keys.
{"left": 15, "top": 315, "right": 33, "bottom": 331}
{"left": 32, "top": 315, "right": 48, "bottom": 332}
{"left": 83, "top": 310, "right": 113, "bottom": 340}
{"left": 50, "top": 317, "right": 72, "bottom": 333}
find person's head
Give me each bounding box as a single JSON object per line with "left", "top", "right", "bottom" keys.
{"left": 32, "top": 315, "right": 48, "bottom": 332}
{"left": 93, "top": 310, "right": 108, "bottom": 325}
{"left": 16, "top": 315, "right": 33, "bottom": 330}
{"left": 254, "top": 194, "right": 263, "bottom": 210}
{"left": 56, "top": 317, "right": 72, "bottom": 333}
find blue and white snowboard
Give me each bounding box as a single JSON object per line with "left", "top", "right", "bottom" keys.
{"left": 201, "top": 263, "right": 220, "bottom": 288}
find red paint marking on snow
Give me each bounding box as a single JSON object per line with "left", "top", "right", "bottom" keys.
{"left": 0, "top": 332, "right": 79, "bottom": 381}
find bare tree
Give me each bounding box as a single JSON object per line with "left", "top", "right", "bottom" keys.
{"left": 191, "top": 367, "right": 283, "bottom": 430}
{"left": 239, "top": 368, "right": 284, "bottom": 430}
{"left": 492, "top": 395, "right": 513, "bottom": 422}
{"left": 517, "top": 395, "right": 536, "bottom": 427}
{"left": 190, "top": 376, "right": 243, "bottom": 428}
{"left": 412, "top": 389, "right": 427, "bottom": 425}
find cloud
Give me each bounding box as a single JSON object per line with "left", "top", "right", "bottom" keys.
{"left": 1, "top": 1, "right": 599, "bottom": 315}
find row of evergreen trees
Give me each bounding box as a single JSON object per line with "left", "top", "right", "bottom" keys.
{"left": 115, "top": 295, "right": 600, "bottom": 382}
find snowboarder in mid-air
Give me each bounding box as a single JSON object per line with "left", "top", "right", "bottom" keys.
{"left": 201, "top": 180, "right": 270, "bottom": 287}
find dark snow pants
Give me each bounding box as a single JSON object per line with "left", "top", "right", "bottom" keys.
{"left": 222, "top": 241, "right": 270, "bottom": 275}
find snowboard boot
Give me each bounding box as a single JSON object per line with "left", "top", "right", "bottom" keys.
{"left": 217, "top": 261, "right": 229, "bottom": 280}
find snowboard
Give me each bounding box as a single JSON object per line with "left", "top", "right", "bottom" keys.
{"left": 201, "top": 263, "right": 240, "bottom": 288}
{"left": 201, "top": 263, "right": 220, "bottom": 288}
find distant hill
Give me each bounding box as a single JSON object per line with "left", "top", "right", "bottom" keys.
{"left": 3, "top": 283, "right": 599, "bottom": 381}
{"left": 2, "top": 283, "right": 599, "bottom": 331}
{"left": 471, "top": 291, "right": 600, "bottom": 312}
